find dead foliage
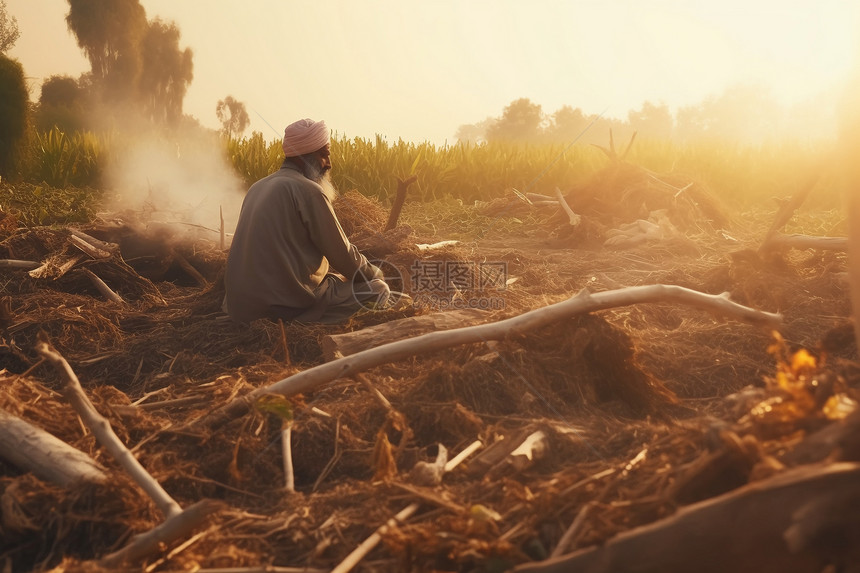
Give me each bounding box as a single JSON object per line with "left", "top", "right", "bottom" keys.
{"left": 0, "top": 193, "right": 857, "bottom": 572}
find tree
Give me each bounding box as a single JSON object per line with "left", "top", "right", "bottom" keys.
{"left": 40, "top": 75, "right": 83, "bottom": 108}
{"left": 454, "top": 116, "right": 494, "bottom": 144}
{"left": 65, "top": 0, "right": 194, "bottom": 127}
{"left": 66, "top": 0, "right": 147, "bottom": 100}
{"left": 216, "top": 95, "right": 250, "bottom": 139}
{"left": 545, "top": 105, "right": 588, "bottom": 143}
{"left": 138, "top": 18, "right": 193, "bottom": 126}
{"left": 675, "top": 84, "right": 781, "bottom": 144}
{"left": 485, "top": 98, "right": 544, "bottom": 142}
{"left": 0, "top": 54, "right": 28, "bottom": 179}
{"left": 0, "top": 0, "right": 19, "bottom": 54}
{"left": 36, "top": 75, "right": 87, "bottom": 132}
{"left": 628, "top": 101, "right": 673, "bottom": 140}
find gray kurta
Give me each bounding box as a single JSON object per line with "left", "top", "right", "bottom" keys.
{"left": 224, "top": 165, "right": 382, "bottom": 323}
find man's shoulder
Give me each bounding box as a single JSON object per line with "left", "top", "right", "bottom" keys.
{"left": 250, "top": 168, "right": 316, "bottom": 194}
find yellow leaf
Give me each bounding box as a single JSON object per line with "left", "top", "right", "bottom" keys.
{"left": 790, "top": 348, "right": 817, "bottom": 373}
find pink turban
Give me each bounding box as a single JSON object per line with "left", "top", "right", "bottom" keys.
{"left": 282, "top": 118, "right": 330, "bottom": 157}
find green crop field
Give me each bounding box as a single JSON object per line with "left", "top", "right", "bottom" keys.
{"left": 1, "top": 127, "right": 842, "bottom": 230}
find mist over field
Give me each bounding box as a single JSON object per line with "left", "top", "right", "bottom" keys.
{"left": 103, "top": 130, "right": 245, "bottom": 236}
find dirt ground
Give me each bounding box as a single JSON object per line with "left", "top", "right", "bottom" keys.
{"left": 1, "top": 163, "right": 858, "bottom": 572}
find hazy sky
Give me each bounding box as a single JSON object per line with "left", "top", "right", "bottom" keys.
{"left": 6, "top": 0, "right": 859, "bottom": 144}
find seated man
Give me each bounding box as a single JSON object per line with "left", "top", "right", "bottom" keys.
{"left": 224, "top": 118, "right": 389, "bottom": 323}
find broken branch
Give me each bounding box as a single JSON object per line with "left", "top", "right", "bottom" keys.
{"left": 385, "top": 175, "right": 418, "bottom": 231}
{"left": 554, "top": 187, "right": 581, "bottom": 227}
{"left": 81, "top": 268, "right": 125, "bottom": 304}
{"left": 37, "top": 342, "right": 182, "bottom": 519}
{"left": 199, "top": 285, "right": 781, "bottom": 430}
{"left": 98, "top": 499, "right": 222, "bottom": 569}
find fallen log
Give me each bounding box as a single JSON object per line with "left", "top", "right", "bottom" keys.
{"left": 0, "top": 407, "right": 107, "bottom": 486}
{"left": 321, "top": 309, "right": 493, "bottom": 360}
{"left": 197, "top": 285, "right": 781, "bottom": 431}
{"left": 514, "top": 462, "right": 860, "bottom": 573}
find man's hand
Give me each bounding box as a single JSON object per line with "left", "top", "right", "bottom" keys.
{"left": 368, "top": 278, "right": 391, "bottom": 308}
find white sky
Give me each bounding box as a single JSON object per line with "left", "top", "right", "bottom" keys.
{"left": 6, "top": 0, "right": 859, "bottom": 144}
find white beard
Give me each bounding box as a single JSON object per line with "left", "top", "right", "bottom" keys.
{"left": 302, "top": 159, "right": 338, "bottom": 203}
{"left": 318, "top": 171, "right": 338, "bottom": 203}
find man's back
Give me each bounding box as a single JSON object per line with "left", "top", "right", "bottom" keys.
{"left": 225, "top": 166, "right": 337, "bottom": 322}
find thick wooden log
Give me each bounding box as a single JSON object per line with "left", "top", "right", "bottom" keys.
{"left": 515, "top": 463, "right": 860, "bottom": 573}
{"left": 0, "top": 408, "right": 107, "bottom": 486}
{"left": 321, "top": 309, "right": 493, "bottom": 360}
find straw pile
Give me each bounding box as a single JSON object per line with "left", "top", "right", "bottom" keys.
{"left": 0, "top": 192, "right": 857, "bottom": 571}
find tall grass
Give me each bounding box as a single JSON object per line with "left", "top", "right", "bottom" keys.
{"left": 327, "top": 135, "right": 608, "bottom": 204}
{"left": 17, "top": 127, "right": 839, "bottom": 216}
{"left": 29, "top": 127, "right": 107, "bottom": 188}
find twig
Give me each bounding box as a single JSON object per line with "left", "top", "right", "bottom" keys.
{"left": 220, "top": 205, "right": 226, "bottom": 251}
{"left": 199, "top": 285, "right": 781, "bottom": 430}
{"left": 81, "top": 268, "right": 125, "bottom": 304}
{"left": 551, "top": 502, "right": 595, "bottom": 558}
{"left": 69, "top": 229, "right": 118, "bottom": 253}
{"left": 98, "top": 499, "right": 221, "bottom": 569}
{"left": 355, "top": 373, "right": 393, "bottom": 412}
{"left": 390, "top": 482, "right": 465, "bottom": 513}
{"left": 554, "top": 187, "right": 581, "bottom": 227}
{"left": 160, "top": 565, "right": 329, "bottom": 573}
{"left": 144, "top": 528, "right": 209, "bottom": 573}
{"left": 313, "top": 417, "right": 342, "bottom": 492}
{"left": 760, "top": 233, "right": 847, "bottom": 252}
{"left": 172, "top": 250, "right": 208, "bottom": 287}
{"left": 445, "top": 440, "right": 482, "bottom": 471}
{"left": 69, "top": 234, "right": 111, "bottom": 259}
{"left": 330, "top": 440, "right": 482, "bottom": 573}
{"left": 37, "top": 342, "right": 182, "bottom": 519}
{"left": 278, "top": 319, "right": 291, "bottom": 366}
{"left": 282, "top": 425, "right": 294, "bottom": 493}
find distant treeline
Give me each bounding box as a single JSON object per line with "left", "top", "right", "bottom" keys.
{"left": 457, "top": 85, "right": 838, "bottom": 146}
